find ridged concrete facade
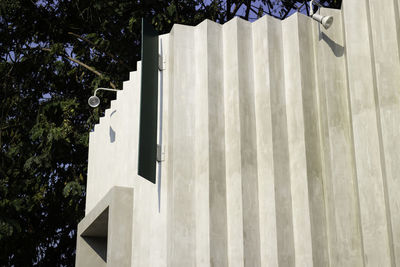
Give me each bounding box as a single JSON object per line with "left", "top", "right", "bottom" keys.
{"left": 78, "top": 1, "right": 400, "bottom": 266}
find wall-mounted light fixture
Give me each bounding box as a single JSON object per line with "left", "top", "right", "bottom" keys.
{"left": 88, "top": 88, "right": 120, "bottom": 108}
{"left": 310, "top": 0, "right": 334, "bottom": 29}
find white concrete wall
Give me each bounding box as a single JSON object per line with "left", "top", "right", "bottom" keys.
{"left": 83, "top": 2, "right": 400, "bottom": 266}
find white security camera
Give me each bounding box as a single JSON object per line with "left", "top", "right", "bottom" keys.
{"left": 88, "top": 95, "right": 100, "bottom": 108}
{"left": 309, "top": 0, "right": 334, "bottom": 30}
{"left": 88, "top": 88, "right": 120, "bottom": 108}
{"left": 312, "top": 13, "right": 334, "bottom": 29}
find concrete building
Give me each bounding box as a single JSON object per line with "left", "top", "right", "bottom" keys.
{"left": 76, "top": 0, "right": 400, "bottom": 266}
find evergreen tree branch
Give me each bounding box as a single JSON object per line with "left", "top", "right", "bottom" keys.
{"left": 199, "top": 0, "right": 208, "bottom": 13}
{"left": 244, "top": 0, "right": 251, "bottom": 20}
{"left": 41, "top": 48, "right": 116, "bottom": 89}
{"left": 67, "top": 32, "right": 130, "bottom": 69}
{"left": 250, "top": 4, "right": 281, "bottom": 19}
{"left": 231, "top": 1, "right": 244, "bottom": 18}
{"left": 281, "top": 6, "right": 292, "bottom": 19}
{"left": 226, "top": 0, "right": 232, "bottom": 21}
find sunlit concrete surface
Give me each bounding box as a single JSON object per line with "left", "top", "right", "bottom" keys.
{"left": 76, "top": 1, "right": 400, "bottom": 266}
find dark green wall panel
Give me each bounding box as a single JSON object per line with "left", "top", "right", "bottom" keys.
{"left": 138, "top": 19, "right": 158, "bottom": 183}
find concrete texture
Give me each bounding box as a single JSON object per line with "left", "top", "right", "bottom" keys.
{"left": 77, "top": 1, "right": 400, "bottom": 266}
{"left": 76, "top": 186, "right": 133, "bottom": 267}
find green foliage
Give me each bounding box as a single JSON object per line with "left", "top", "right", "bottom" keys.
{"left": 0, "top": 0, "right": 341, "bottom": 265}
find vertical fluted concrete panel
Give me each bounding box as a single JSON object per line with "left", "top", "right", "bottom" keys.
{"left": 201, "top": 21, "right": 229, "bottom": 267}
{"left": 367, "top": 0, "right": 400, "bottom": 264}
{"left": 222, "top": 18, "right": 245, "bottom": 267}
{"left": 313, "top": 9, "right": 364, "bottom": 266}
{"left": 397, "top": 0, "right": 400, "bottom": 30}
{"left": 237, "top": 19, "right": 261, "bottom": 267}
{"left": 168, "top": 24, "right": 197, "bottom": 266}
{"left": 267, "top": 17, "right": 296, "bottom": 267}
{"left": 193, "top": 20, "right": 211, "bottom": 267}
{"left": 81, "top": 4, "right": 400, "bottom": 266}
{"left": 282, "top": 14, "right": 313, "bottom": 267}
{"left": 342, "top": 0, "right": 393, "bottom": 265}
{"left": 165, "top": 26, "right": 177, "bottom": 267}
{"left": 297, "top": 14, "right": 330, "bottom": 267}
{"left": 396, "top": 0, "right": 400, "bottom": 41}
{"left": 252, "top": 16, "right": 279, "bottom": 267}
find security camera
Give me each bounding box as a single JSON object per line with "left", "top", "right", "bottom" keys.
{"left": 312, "top": 13, "right": 334, "bottom": 29}
{"left": 88, "top": 95, "right": 100, "bottom": 108}
{"left": 88, "top": 87, "right": 120, "bottom": 108}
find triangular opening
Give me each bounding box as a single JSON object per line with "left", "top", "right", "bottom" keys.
{"left": 81, "top": 207, "right": 109, "bottom": 262}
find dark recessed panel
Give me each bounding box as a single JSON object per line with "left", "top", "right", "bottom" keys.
{"left": 138, "top": 18, "right": 158, "bottom": 183}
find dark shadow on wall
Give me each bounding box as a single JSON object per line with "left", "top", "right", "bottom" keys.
{"left": 157, "top": 40, "right": 164, "bottom": 213}
{"left": 109, "top": 127, "right": 116, "bottom": 143}
{"left": 82, "top": 236, "right": 107, "bottom": 262}
{"left": 110, "top": 110, "right": 117, "bottom": 143}
{"left": 81, "top": 207, "right": 109, "bottom": 263}
{"left": 320, "top": 31, "right": 344, "bottom": 57}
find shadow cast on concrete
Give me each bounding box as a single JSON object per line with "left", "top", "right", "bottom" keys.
{"left": 157, "top": 39, "right": 164, "bottom": 213}
{"left": 321, "top": 31, "right": 344, "bottom": 57}
{"left": 109, "top": 127, "right": 115, "bottom": 143}
{"left": 109, "top": 110, "right": 116, "bottom": 143}
{"left": 82, "top": 236, "right": 107, "bottom": 262}
{"left": 80, "top": 207, "right": 109, "bottom": 263}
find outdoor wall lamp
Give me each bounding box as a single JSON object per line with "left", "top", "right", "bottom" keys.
{"left": 88, "top": 87, "right": 120, "bottom": 108}
{"left": 312, "top": 13, "right": 334, "bottom": 29}
{"left": 310, "top": 0, "right": 334, "bottom": 29}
